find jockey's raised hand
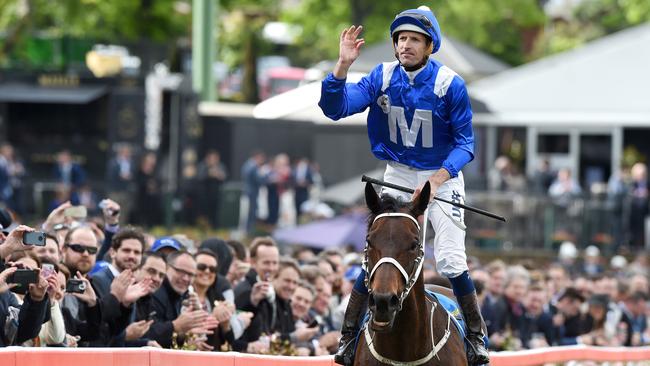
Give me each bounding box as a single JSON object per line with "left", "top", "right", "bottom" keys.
{"left": 334, "top": 25, "right": 364, "bottom": 79}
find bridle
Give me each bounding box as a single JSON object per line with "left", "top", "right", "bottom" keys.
{"left": 362, "top": 208, "right": 453, "bottom": 365}
{"left": 362, "top": 209, "right": 428, "bottom": 311}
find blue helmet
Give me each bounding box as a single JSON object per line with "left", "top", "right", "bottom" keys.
{"left": 389, "top": 6, "right": 442, "bottom": 54}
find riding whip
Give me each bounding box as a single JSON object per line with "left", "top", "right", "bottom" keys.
{"left": 361, "top": 175, "right": 507, "bottom": 222}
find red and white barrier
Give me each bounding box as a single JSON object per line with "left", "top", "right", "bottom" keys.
{"left": 1, "top": 345, "right": 649, "bottom": 366}
{"left": 490, "top": 345, "right": 650, "bottom": 366}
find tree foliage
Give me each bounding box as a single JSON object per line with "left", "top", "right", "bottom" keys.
{"left": 0, "top": 0, "right": 191, "bottom": 65}
{"left": 280, "top": 0, "right": 546, "bottom": 66}
{"left": 533, "top": 0, "right": 650, "bottom": 57}
{"left": 575, "top": 0, "right": 650, "bottom": 33}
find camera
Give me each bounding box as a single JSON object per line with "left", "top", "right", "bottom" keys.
{"left": 41, "top": 263, "right": 56, "bottom": 278}
{"left": 23, "top": 231, "right": 46, "bottom": 246}
{"left": 66, "top": 279, "right": 86, "bottom": 294}
{"left": 7, "top": 269, "right": 39, "bottom": 295}
{"left": 99, "top": 200, "right": 120, "bottom": 217}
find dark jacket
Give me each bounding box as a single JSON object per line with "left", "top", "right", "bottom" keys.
{"left": 90, "top": 266, "right": 134, "bottom": 346}
{"left": 61, "top": 294, "right": 102, "bottom": 346}
{"left": 482, "top": 294, "right": 530, "bottom": 350}
{"left": 551, "top": 307, "right": 591, "bottom": 346}
{"left": 204, "top": 276, "right": 236, "bottom": 350}
{"left": 53, "top": 163, "right": 86, "bottom": 188}
{"left": 0, "top": 292, "right": 49, "bottom": 346}
{"left": 522, "top": 310, "right": 556, "bottom": 348}
{"left": 233, "top": 269, "right": 295, "bottom": 351}
{"left": 91, "top": 265, "right": 115, "bottom": 299}
{"left": 146, "top": 278, "right": 186, "bottom": 348}
{"left": 106, "top": 157, "right": 134, "bottom": 192}
{"left": 111, "top": 293, "right": 156, "bottom": 348}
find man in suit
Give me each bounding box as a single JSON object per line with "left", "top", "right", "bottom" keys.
{"left": 106, "top": 144, "right": 135, "bottom": 222}
{"left": 53, "top": 150, "right": 86, "bottom": 189}
{"left": 292, "top": 157, "right": 313, "bottom": 221}
{"left": 147, "top": 251, "right": 216, "bottom": 348}
{"left": 241, "top": 151, "right": 266, "bottom": 234}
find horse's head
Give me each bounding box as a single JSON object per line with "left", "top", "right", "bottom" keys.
{"left": 363, "top": 181, "right": 430, "bottom": 332}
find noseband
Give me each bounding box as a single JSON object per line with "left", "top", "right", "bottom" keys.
{"left": 363, "top": 209, "right": 428, "bottom": 311}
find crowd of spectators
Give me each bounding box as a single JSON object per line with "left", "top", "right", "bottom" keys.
{"left": 473, "top": 244, "right": 650, "bottom": 350}
{"left": 1, "top": 144, "right": 649, "bottom": 356}
{"left": 0, "top": 195, "right": 648, "bottom": 354}
{"left": 0, "top": 200, "right": 356, "bottom": 354}
{"left": 489, "top": 155, "right": 650, "bottom": 250}
{"left": 0, "top": 143, "right": 322, "bottom": 232}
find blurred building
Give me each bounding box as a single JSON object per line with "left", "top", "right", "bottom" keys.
{"left": 0, "top": 39, "right": 200, "bottom": 216}
{"left": 470, "top": 23, "right": 650, "bottom": 190}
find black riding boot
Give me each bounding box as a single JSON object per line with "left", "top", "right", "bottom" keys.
{"left": 458, "top": 291, "right": 490, "bottom": 365}
{"left": 334, "top": 289, "right": 368, "bottom": 366}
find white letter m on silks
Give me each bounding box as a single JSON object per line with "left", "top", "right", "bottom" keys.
{"left": 387, "top": 107, "right": 433, "bottom": 148}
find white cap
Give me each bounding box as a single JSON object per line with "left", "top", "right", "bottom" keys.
{"left": 585, "top": 245, "right": 600, "bottom": 257}
{"left": 343, "top": 252, "right": 362, "bottom": 266}
{"left": 559, "top": 241, "right": 578, "bottom": 260}
{"left": 610, "top": 255, "right": 628, "bottom": 269}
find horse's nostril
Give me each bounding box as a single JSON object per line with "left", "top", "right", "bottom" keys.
{"left": 368, "top": 294, "right": 375, "bottom": 308}
{"left": 390, "top": 294, "right": 399, "bottom": 308}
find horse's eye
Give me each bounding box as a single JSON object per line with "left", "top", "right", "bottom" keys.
{"left": 410, "top": 241, "right": 419, "bottom": 251}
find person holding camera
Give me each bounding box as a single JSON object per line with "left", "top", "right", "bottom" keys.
{"left": 290, "top": 281, "right": 335, "bottom": 356}
{"left": 0, "top": 226, "right": 51, "bottom": 347}
{"left": 233, "top": 237, "right": 280, "bottom": 353}
{"left": 5, "top": 251, "right": 65, "bottom": 347}
{"left": 59, "top": 225, "right": 102, "bottom": 346}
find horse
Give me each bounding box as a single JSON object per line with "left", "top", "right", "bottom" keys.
{"left": 354, "top": 181, "right": 467, "bottom": 366}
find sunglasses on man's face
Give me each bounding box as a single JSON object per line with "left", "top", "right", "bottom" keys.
{"left": 65, "top": 243, "right": 98, "bottom": 255}
{"left": 197, "top": 263, "right": 218, "bottom": 274}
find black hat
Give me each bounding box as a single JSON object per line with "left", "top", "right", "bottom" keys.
{"left": 0, "top": 207, "right": 12, "bottom": 235}
{"left": 558, "top": 287, "right": 586, "bottom": 302}
{"left": 199, "top": 238, "right": 233, "bottom": 277}
{"left": 588, "top": 294, "right": 610, "bottom": 308}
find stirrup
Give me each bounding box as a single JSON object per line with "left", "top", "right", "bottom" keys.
{"left": 466, "top": 336, "right": 490, "bottom": 366}
{"left": 334, "top": 336, "right": 356, "bottom": 366}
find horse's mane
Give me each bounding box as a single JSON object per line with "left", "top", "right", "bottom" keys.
{"left": 367, "top": 194, "right": 411, "bottom": 229}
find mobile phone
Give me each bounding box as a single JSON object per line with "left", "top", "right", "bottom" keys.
{"left": 99, "top": 200, "right": 120, "bottom": 217}
{"left": 64, "top": 206, "right": 87, "bottom": 219}
{"left": 41, "top": 263, "right": 56, "bottom": 278}
{"left": 23, "top": 231, "right": 46, "bottom": 246}
{"left": 66, "top": 279, "right": 87, "bottom": 294}
{"left": 7, "top": 269, "right": 39, "bottom": 291}
{"left": 308, "top": 318, "right": 319, "bottom": 328}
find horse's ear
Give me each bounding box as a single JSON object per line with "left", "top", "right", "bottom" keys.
{"left": 411, "top": 181, "right": 431, "bottom": 217}
{"left": 365, "top": 182, "right": 381, "bottom": 214}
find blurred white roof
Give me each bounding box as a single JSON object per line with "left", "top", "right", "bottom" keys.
{"left": 470, "top": 23, "right": 650, "bottom": 126}
{"left": 252, "top": 72, "right": 368, "bottom": 124}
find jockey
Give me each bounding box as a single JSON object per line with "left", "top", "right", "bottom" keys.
{"left": 319, "top": 6, "right": 490, "bottom": 366}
